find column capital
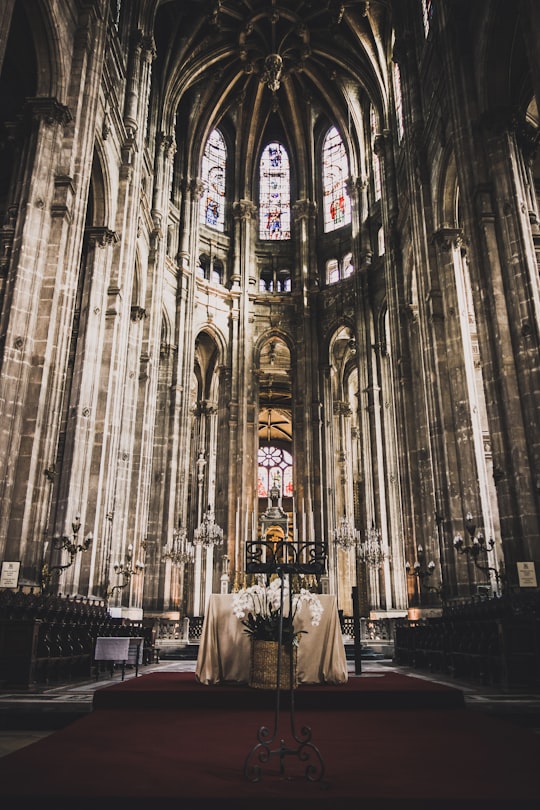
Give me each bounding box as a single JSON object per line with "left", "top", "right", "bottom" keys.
{"left": 85, "top": 227, "right": 119, "bottom": 248}
{"left": 432, "top": 227, "right": 466, "bottom": 255}
{"left": 157, "top": 132, "right": 176, "bottom": 159}
{"left": 233, "top": 199, "right": 257, "bottom": 220}
{"left": 190, "top": 178, "right": 204, "bottom": 200}
{"left": 292, "top": 199, "right": 316, "bottom": 220}
{"left": 25, "top": 97, "right": 72, "bottom": 127}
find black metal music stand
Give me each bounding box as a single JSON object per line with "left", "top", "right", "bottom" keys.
{"left": 243, "top": 537, "right": 327, "bottom": 783}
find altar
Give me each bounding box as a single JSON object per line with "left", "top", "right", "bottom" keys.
{"left": 195, "top": 593, "right": 348, "bottom": 685}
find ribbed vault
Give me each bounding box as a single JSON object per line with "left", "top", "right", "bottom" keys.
{"left": 154, "top": 0, "right": 391, "bottom": 152}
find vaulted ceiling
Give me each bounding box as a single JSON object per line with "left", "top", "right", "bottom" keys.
{"left": 153, "top": 0, "right": 392, "bottom": 169}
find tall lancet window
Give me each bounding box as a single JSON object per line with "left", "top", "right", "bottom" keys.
{"left": 370, "top": 105, "right": 382, "bottom": 201}
{"left": 259, "top": 142, "right": 291, "bottom": 240}
{"left": 322, "top": 126, "right": 351, "bottom": 232}
{"left": 422, "top": 0, "right": 434, "bottom": 36}
{"left": 392, "top": 60, "right": 404, "bottom": 142}
{"left": 200, "top": 129, "right": 226, "bottom": 231}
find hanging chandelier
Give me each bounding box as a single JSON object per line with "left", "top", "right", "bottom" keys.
{"left": 194, "top": 505, "right": 224, "bottom": 549}
{"left": 358, "top": 522, "right": 388, "bottom": 568}
{"left": 332, "top": 514, "right": 359, "bottom": 551}
{"left": 163, "top": 526, "right": 195, "bottom": 566}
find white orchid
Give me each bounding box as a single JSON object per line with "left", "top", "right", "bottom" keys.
{"left": 232, "top": 577, "right": 323, "bottom": 643}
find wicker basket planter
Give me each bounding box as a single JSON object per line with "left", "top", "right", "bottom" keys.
{"left": 249, "top": 639, "right": 298, "bottom": 689}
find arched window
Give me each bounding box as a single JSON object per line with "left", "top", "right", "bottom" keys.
{"left": 259, "top": 265, "right": 292, "bottom": 292}
{"left": 200, "top": 129, "right": 226, "bottom": 231}
{"left": 327, "top": 259, "right": 339, "bottom": 285}
{"left": 377, "top": 227, "right": 385, "bottom": 256}
{"left": 257, "top": 446, "right": 293, "bottom": 498}
{"left": 370, "top": 105, "right": 382, "bottom": 201}
{"left": 322, "top": 126, "right": 351, "bottom": 232}
{"left": 326, "top": 253, "right": 354, "bottom": 285}
{"left": 259, "top": 142, "right": 291, "bottom": 240}
{"left": 422, "top": 0, "right": 434, "bottom": 36}
{"left": 392, "top": 61, "right": 404, "bottom": 142}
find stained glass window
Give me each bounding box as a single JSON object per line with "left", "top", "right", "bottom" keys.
{"left": 257, "top": 446, "right": 293, "bottom": 498}
{"left": 200, "top": 129, "right": 226, "bottom": 231}
{"left": 322, "top": 126, "right": 351, "bottom": 232}
{"left": 422, "top": 0, "right": 434, "bottom": 36}
{"left": 393, "top": 61, "right": 404, "bottom": 141}
{"left": 259, "top": 142, "right": 291, "bottom": 240}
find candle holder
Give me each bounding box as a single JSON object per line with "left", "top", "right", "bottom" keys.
{"left": 453, "top": 512, "right": 503, "bottom": 592}
{"left": 107, "top": 542, "right": 145, "bottom": 598}
{"left": 405, "top": 544, "right": 442, "bottom": 599}
{"left": 41, "top": 515, "right": 93, "bottom": 590}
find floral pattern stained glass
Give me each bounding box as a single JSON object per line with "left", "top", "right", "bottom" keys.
{"left": 323, "top": 126, "right": 351, "bottom": 232}
{"left": 259, "top": 142, "right": 291, "bottom": 240}
{"left": 200, "top": 129, "right": 226, "bottom": 231}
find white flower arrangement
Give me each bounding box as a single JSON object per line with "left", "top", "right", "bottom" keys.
{"left": 232, "top": 576, "right": 323, "bottom": 645}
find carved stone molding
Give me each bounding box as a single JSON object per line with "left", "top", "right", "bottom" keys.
{"left": 25, "top": 97, "right": 72, "bottom": 128}
{"left": 233, "top": 199, "right": 257, "bottom": 221}
{"left": 292, "top": 199, "right": 316, "bottom": 220}
{"left": 190, "top": 179, "right": 204, "bottom": 200}
{"left": 432, "top": 227, "right": 465, "bottom": 255}
{"left": 85, "top": 227, "right": 119, "bottom": 248}
{"left": 130, "top": 305, "right": 147, "bottom": 321}
{"left": 157, "top": 131, "right": 177, "bottom": 159}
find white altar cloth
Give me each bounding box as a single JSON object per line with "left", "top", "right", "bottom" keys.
{"left": 196, "top": 593, "right": 348, "bottom": 685}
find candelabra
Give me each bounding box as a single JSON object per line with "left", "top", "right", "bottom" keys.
{"left": 453, "top": 512, "right": 502, "bottom": 590}
{"left": 193, "top": 504, "right": 224, "bottom": 548}
{"left": 163, "top": 525, "right": 195, "bottom": 565}
{"left": 41, "top": 515, "right": 93, "bottom": 590}
{"left": 405, "top": 544, "right": 441, "bottom": 595}
{"left": 108, "top": 542, "right": 145, "bottom": 598}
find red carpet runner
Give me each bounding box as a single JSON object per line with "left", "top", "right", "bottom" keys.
{"left": 0, "top": 671, "right": 538, "bottom": 808}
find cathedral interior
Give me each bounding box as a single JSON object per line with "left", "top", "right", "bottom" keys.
{"left": 0, "top": 0, "right": 539, "bottom": 647}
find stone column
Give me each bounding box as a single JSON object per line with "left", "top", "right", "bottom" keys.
{"left": 231, "top": 199, "right": 257, "bottom": 581}
{"left": 0, "top": 98, "right": 71, "bottom": 571}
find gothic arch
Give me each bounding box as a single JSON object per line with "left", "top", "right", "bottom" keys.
{"left": 194, "top": 324, "right": 226, "bottom": 371}
{"left": 328, "top": 323, "right": 358, "bottom": 401}
{"left": 87, "top": 146, "right": 111, "bottom": 229}
{"left": 435, "top": 148, "right": 459, "bottom": 231}
{"left": 254, "top": 328, "right": 295, "bottom": 369}
{"left": 22, "top": 0, "right": 64, "bottom": 99}
{"left": 479, "top": 1, "right": 532, "bottom": 116}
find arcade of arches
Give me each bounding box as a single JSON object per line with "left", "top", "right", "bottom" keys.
{"left": 0, "top": 1, "right": 539, "bottom": 632}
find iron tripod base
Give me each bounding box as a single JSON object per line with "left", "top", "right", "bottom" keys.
{"left": 243, "top": 566, "right": 326, "bottom": 783}
{"left": 243, "top": 719, "right": 325, "bottom": 783}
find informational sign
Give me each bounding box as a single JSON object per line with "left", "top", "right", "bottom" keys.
{"left": 0, "top": 561, "right": 20, "bottom": 588}
{"left": 517, "top": 561, "right": 538, "bottom": 588}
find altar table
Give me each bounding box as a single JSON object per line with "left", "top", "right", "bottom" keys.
{"left": 196, "top": 593, "right": 348, "bottom": 685}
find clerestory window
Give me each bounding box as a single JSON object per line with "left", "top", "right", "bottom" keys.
{"left": 259, "top": 142, "right": 291, "bottom": 240}
{"left": 200, "top": 129, "right": 226, "bottom": 231}
{"left": 322, "top": 126, "right": 351, "bottom": 232}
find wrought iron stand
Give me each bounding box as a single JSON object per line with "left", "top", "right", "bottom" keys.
{"left": 243, "top": 537, "right": 327, "bottom": 783}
